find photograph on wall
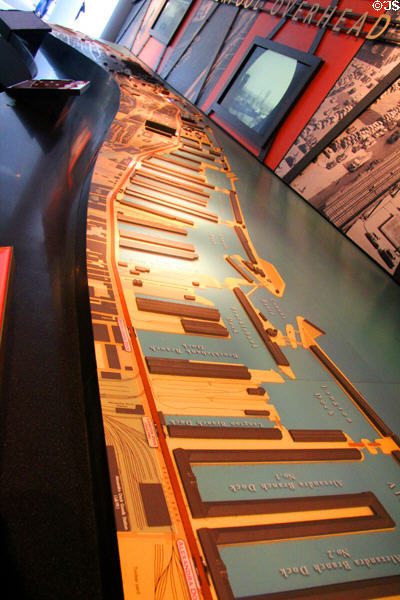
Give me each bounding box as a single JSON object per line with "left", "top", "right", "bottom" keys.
{"left": 132, "top": 0, "right": 165, "bottom": 55}
{"left": 165, "top": 3, "right": 238, "bottom": 102}
{"left": 150, "top": 0, "right": 193, "bottom": 44}
{"left": 276, "top": 40, "right": 400, "bottom": 178}
{"left": 159, "top": 0, "right": 217, "bottom": 77}
{"left": 346, "top": 182, "right": 400, "bottom": 276}
{"left": 197, "top": 8, "right": 258, "bottom": 105}
{"left": 220, "top": 46, "right": 302, "bottom": 134}
{"left": 291, "top": 77, "right": 400, "bottom": 276}
{"left": 213, "top": 38, "right": 321, "bottom": 149}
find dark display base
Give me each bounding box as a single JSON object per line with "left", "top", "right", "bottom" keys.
{"left": 0, "top": 34, "right": 122, "bottom": 599}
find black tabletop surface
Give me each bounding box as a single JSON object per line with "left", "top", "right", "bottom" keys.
{"left": 0, "top": 31, "right": 123, "bottom": 599}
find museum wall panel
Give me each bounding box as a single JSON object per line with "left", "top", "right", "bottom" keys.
{"left": 120, "top": 0, "right": 400, "bottom": 280}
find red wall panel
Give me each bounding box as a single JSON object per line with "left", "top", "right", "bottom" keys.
{"left": 0, "top": 246, "right": 13, "bottom": 344}
{"left": 154, "top": 0, "right": 207, "bottom": 74}
{"left": 132, "top": 0, "right": 165, "bottom": 55}
{"left": 197, "top": 1, "right": 383, "bottom": 167}
{"left": 139, "top": 36, "right": 165, "bottom": 69}
{"left": 200, "top": 10, "right": 277, "bottom": 113}
{"left": 266, "top": 21, "right": 365, "bottom": 168}
{"left": 134, "top": 0, "right": 388, "bottom": 170}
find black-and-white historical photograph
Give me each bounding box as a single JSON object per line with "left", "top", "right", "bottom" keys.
{"left": 291, "top": 78, "right": 400, "bottom": 275}
{"left": 276, "top": 40, "right": 400, "bottom": 178}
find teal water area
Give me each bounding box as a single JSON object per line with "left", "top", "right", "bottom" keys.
{"left": 207, "top": 189, "right": 234, "bottom": 221}
{"left": 357, "top": 382, "right": 400, "bottom": 435}
{"left": 266, "top": 379, "right": 378, "bottom": 442}
{"left": 219, "top": 531, "right": 400, "bottom": 597}
{"left": 280, "top": 345, "right": 331, "bottom": 380}
{"left": 191, "top": 451, "right": 400, "bottom": 509}
{"left": 250, "top": 286, "right": 296, "bottom": 328}
{"left": 205, "top": 448, "right": 400, "bottom": 597}
{"left": 136, "top": 286, "right": 277, "bottom": 370}
{"left": 205, "top": 166, "right": 233, "bottom": 190}
{"left": 212, "top": 128, "right": 400, "bottom": 436}
{"left": 189, "top": 221, "right": 244, "bottom": 272}
{"left": 119, "top": 196, "right": 246, "bottom": 280}
{"left": 318, "top": 333, "right": 383, "bottom": 384}
{"left": 264, "top": 344, "right": 378, "bottom": 441}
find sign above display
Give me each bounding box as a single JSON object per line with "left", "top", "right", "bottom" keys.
{"left": 213, "top": 0, "right": 400, "bottom": 44}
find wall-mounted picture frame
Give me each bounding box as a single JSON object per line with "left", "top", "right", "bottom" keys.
{"left": 210, "top": 37, "right": 323, "bottom": 152}
{"left": 150, "top": 0, "right": 193, "bottom": 45}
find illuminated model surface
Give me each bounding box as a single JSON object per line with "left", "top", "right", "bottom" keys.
{"left": 53, "top": 27, "right": 400, "bottom": 600}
